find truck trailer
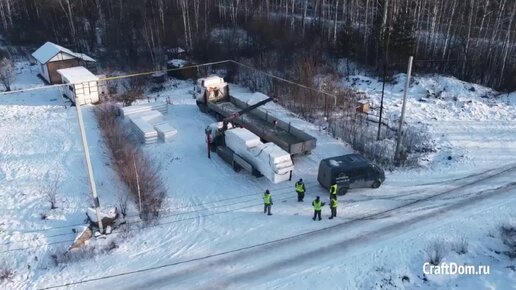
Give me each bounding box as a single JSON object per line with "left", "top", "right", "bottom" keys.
{"left": 196, "top": 76, "right": 316, "bottom": 156}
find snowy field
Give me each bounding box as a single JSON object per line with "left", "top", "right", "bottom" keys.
{"left": 344, "top": 73, "right": 516, "bottom": 172}
{"left": 0, "top": 63, "right": 515, "bottom": 289}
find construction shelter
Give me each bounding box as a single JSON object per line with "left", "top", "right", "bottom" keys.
{"left": 57, "top": 66, "right": 100, "bottom": 105}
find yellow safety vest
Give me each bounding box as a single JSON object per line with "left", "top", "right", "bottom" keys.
{"left": 263, "top": 194, "right": 272, "bottom": 205}
{"left": 295, "top": 182, "right": 304, "bottom": 192}
{"left": 330, "top": 184, "right": 337, "bottom": 195}
{"left": 312, "top": 200, "right": 322, "bottom": 210}
{"left": 331, "top": 199, "right": 338, "bottom": 208}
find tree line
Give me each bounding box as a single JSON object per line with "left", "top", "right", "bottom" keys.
{"left": 0, "top": 0, "right": 514, "bottom": 90}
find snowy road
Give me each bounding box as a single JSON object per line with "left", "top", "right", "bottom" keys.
{"left": 46, "top": 163, "right": 516, "bottom": 290}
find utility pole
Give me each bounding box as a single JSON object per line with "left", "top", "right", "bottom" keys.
{"left": 394, "top": 56, "right": 414, "bottom": 163}
{"left": 75, "top": 99, "right": 104, "bottom": 233}
{"left": 377, "top": 59, "right": 387, "bottom": 140}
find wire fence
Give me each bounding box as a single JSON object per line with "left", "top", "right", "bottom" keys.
{"left": 1, "top": 58, "right": 434, "bottom": 168}
{"left": 187, "top": 60, "right": 401, "bottom": 166}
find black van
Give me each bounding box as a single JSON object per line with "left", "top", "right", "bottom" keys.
{"left": 317, "top": 154, "right": 385, "bottom": 195}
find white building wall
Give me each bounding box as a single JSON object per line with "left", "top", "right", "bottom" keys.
{"left": 49, "top": 52, "right": 76, "bottom": 62}
{"left": 72, "top": 82, "right": 100, "bottom": 105}
{"left": 39, "top": 63, "right": 51, "bottom": 83}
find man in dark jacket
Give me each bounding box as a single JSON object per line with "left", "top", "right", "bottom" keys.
{"left": 312, "top": 196, "right": 325, "bottom": 221}
{"left": 295, "top": 178, "right": 306, "bottom": 202}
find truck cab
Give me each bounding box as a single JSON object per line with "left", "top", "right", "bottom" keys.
{"left": 317, "top": 154, "right": 385, "bottom": 195}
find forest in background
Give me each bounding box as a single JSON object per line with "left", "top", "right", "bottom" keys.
{"left": 0, "top": 0, "right": 514, "bottom": 91}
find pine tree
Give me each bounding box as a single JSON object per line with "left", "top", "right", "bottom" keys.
{"left": 389, "top": 8, "right": 416, "bottom": 64}
{"left": 334, "top": 20, "right": 360, "bottom": 59}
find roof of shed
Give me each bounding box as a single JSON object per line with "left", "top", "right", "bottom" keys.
{"left": 57, "top": 66, "right": 99, "bottom": 84}
{"left": 32, "top": 42, "right": 95, "bottom": 64}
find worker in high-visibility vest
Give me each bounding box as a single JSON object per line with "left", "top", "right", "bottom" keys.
{"left": 330, "top": 183, "right": 337, "bottom": 197}
{"left": 295, "top": 178, "right": 306, "bottom": 202}
{"left": 312, "top": 196, "right": 325, "bottom": 221}
{"left": 329, "top": 195, "right": 338, "bottom": 219}
{"left": 263, "top": 189, "right": 273, "bottom": 216}
{"left": 330, "top": 183, "right": 337, "bottom": 198}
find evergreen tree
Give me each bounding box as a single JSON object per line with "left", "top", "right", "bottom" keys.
{"left": 334, "top": 20, "right": 360, "bottom": 59}
{"left": 389, "top": 8, "right": 416, "bottom": 64}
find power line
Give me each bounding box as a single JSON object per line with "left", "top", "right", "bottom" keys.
{"left": 1, "top": 184, "right": 320, "bottom": 251}
{"left": 3, "top": 181, "right": 316, "bottom": 237}
{"left": 39, "top": 165, "right": 516, "bottom": 290}
{"left": 0, "top": 60, "right": 341, "bottom": 107}
{"left": 0, "top": 61, "right": 335, "bottom": 250}
{"left": 38, "top": 194, "right": 307, "bottom": 289}
{"left": 0, "top": 84, "right": 67, "bottom": 96}
{"left": 98, "top": 59, "right": 232, "bottom": 82}
{"left": 0, "top": 192, "right": 302, "bottom": 254}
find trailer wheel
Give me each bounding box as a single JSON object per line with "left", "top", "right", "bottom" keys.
{"left": 371, "top": 180, "right": 381, "bottom": 188}
{"left": 337, "top": 187, "right": 348, "bottom": 196}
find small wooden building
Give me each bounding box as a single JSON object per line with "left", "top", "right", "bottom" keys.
{"left": 356, "top": 99, "right": 370, "bottom": 113}
{"left": 167, "top": 59, "right": 196, "bottom": 80}
{"left": 32, "top": 42, "right": 96, "bottom": 84}
{"left": 57, "top": 66, "right": 100, "bottom": 105}
{"left": 166, "top": 47, "right": 187, "bottom": 59}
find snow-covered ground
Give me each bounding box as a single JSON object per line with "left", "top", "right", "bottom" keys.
{"left": 0, "top": 65, "right": 123, "bottom": 287}
{"left": 0, "top": 63, "right": 515, "bottom": 290}
{"left": 343, "top": 73, "right": 516, "bottom": 172}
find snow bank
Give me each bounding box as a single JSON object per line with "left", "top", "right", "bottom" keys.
{"left": 86, "top": 207, "right": 117, "bottom": 224}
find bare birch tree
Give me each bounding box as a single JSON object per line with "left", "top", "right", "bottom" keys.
{"left": 0, "top": 57, "right": 14, "bottom": 92}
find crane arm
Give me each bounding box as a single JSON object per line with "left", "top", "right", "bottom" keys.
{"left": 223, "top": 97, "right": 275, "bottom": 129}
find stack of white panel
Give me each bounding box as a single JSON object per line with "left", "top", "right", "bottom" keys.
{"left": 130, "top": 118, "right": 159, "bottom": 144}
{"left": 224, "top": 128, "right": 262, "bottom": 150}
{"left": 121, "top": 102, "right": 175, "bottom": 145}
{"left": 251, "top": 143, "right": 293, "bottom": 175}
{"left": 154, "top": 123, "right": 177, "bottom": 142}
{"left": 128, "top": 110, "right": 164, "bottom": 124}
{"left": 224, "top": 128, "right": 294, "bottom": 184}
{"left": 121, "top": 102, "right": 168, "bottom": 117}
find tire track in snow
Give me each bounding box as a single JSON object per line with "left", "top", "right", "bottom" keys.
{"left": 7, "top": 163, "right": 515, "bottom": 250}
{"left": 192, "top": 169, "right": 516, "bottom": 290}
{"left": 204, "top": 181, "right": 516, "bottom": 290}
{"left": 44, "top": 164, "right": 516, "bottom": 290}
